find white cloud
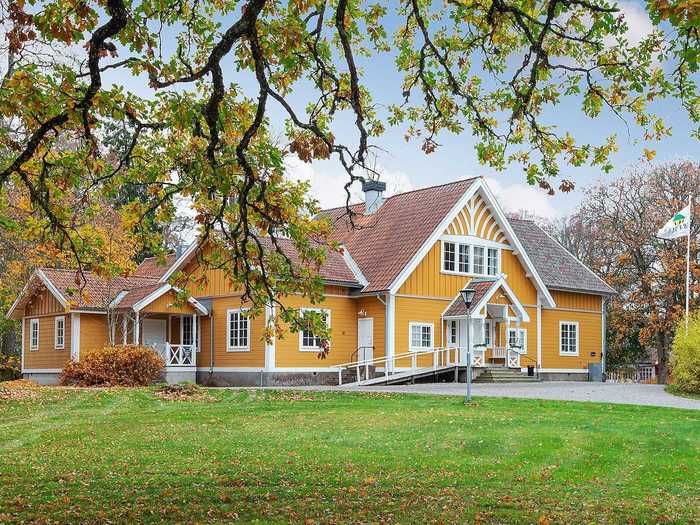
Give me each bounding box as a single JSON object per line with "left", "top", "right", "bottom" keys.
{"left": 617, "top": 1, "right": 654, "bottom": 45}
{"left": 485, "top": 177, "right": 559, "bottom": 219}
{"left": 285, "top": 156, "right": 414, "bottom": 209}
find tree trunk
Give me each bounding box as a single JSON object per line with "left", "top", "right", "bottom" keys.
{"left": 656, "top": 331, "right": 670, "bottom": 384}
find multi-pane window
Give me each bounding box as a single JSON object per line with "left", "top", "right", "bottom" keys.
{"left": 483, "top": 320, "right": 492, "bottom": 347}
{"left": 473, "top": 246, "right": 485, "bottom": 274}
{"left": 487, "top": 248, "right": 499, "bottom": 275}
{"left": 508, "top": 328, "right": 527, "bottom": 353}
{"left": 442, "top": 241, "right": 499, "bottom": 277}
{"left": 30, "top": 319, "right": 39, "bottom": 351}
{"left": 447, "top": 320, "right": 458, "bottom": 346}
{"left": 458, "top": 244, "right": 470, "bottom": 273}
{"left": 560, "top": 322, "right": 579, "bottom": 355}
{"left": 54, "top": 316, "right": 65, "bottom": 350}
{"left": 227, "top": 310, "right": 250, "bottom": 351}
{"left": 443, "top": 242, "right": 456, "bottom": 272}
{"left": 410, "top": 323, "right": 433, "bottom": 350}
{"left": 300, "top": 309, "right": 329, "bottom": 351}
{"left": 182, "top": 316, "right": 193, "bottom": 346}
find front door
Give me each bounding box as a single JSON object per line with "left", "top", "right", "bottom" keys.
{"left": 357, "top": 318, "right": 374, "bottom": 362}
{"left": 142, "top": 319, "right": 167, "bottom": 355}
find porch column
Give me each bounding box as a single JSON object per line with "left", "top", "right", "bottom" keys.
{"left": 191, "top": 313, "right": 197, "bottom": 349}
{"left": 385, "top": 293, "right": 396, "bottom": 373}
{"left": 505, "top": 317, "right": 511, "bottom": 349}
{"left": 133, "top": 311, "right": 140, "bottom": 344}
{"left": 122, "top": 315, "right": 127, "bottom": 345}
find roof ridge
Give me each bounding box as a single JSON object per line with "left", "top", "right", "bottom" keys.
{"left": 40, "top": 267, "right": 160, "bottom": 281}
{"left": 319, "top": 176, "right": 480, "bottom": 213}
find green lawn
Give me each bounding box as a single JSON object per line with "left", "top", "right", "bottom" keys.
{"left": 1, "top": 388, "right": 699, "bottom": 524}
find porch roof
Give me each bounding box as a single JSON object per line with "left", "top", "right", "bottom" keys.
{"left": 442, "top": 276, "right": 530, "bottom": 322}
{"left": 114, "top": 284, "right": 209, "bottom": 315}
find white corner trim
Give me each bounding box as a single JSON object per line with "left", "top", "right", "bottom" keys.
{"left": 71, "top": 313, "right": 81, "bottom": 361}
{"left": 264, "top": 303, "right": 276, "bottom": 371}
{"left": 341, "top": 246, "right": 369, "bottom": 288}
{"left": 20, "top": 318, "right": 25, "bottom": 372}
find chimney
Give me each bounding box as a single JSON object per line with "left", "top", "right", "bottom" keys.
{"left": 362, "top": 180, "right": 386, "bottom": 214}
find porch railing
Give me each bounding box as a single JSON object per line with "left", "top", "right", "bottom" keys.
{"left": 158, "top": 343, "right": 196, "bottom": 367}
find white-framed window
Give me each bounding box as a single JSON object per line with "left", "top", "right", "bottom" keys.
{"left": 181, "top": 316, "right": 193, "bottom": 346}
{"left": 442, "top": 240, "right": 500, "bottom": 277}
{"left": 409, "top": 322, "right": 433, "bottom": 351}
{"left": 299, "top": 308, "right": 331, "bottom": 352}
{"left": 30, "top": 318, "right": 39, "bottom": 351}
{"left": 54, "top": 316, "right": 65, "bottom": 350}
{"left": 443, "top": 242, "right": 456, "bottom": 272}
{"left": 560, "top": 322, "right": 579, "bottom": 356}
{"left": 484, "top": 320, "right": 492, "bottom": 347}
{"left": 508, "top": 327, "right": 527, "bottom": 354}
{"left": 487, "top": 248, "right": 499, "bottom": 276}
{"left": 458, "top": 244, "right": 470, "bottom": 273}
{"left": 447, "top": 320, "right": 458, "bottom": 346}
{"left": 227, "top": 309, "right": 250, "bottom": 352}
{"left": 473, "top": 246, "right": 485, "bottom": 274}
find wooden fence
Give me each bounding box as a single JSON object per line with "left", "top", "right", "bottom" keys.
{"left": 606, "top": 366, "right": 656, "bottom": 384}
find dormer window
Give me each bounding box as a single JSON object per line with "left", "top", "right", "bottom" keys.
{"left": 442, "top": 241, "right": 500, "bottom": 277}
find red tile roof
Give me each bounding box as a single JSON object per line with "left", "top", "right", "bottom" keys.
{"left": 40, "top": 269, "right": 160, "bottom": 310}
{"left": 321, "top": 178, "right": 478, "bottom": 292}
{"left": 133, "top": 253, "right": 178, "bottom": 278}
{"left": 443, "top": 279, "right": 496, "bottom": 317}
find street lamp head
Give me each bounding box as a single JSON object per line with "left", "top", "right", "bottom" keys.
{"left": 460, "top": 287, "right": 476, "bottom": 307}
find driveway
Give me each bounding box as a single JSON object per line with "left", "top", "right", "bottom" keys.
{"left": 323, "top": 382, "right": 700, "bottom": 410}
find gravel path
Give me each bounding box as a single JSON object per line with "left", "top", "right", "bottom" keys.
{"left": 300, "top": 382, "right": 700, "bottom": 410}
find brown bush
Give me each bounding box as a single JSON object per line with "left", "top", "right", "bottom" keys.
{"left": 0, "top": 354, "right": 21, "bottom": 382}
{"left": 60, "top": 345, "right": 164, "bottom": 387}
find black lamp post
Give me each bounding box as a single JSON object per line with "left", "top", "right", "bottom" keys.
{"left": 460, "top": 287, "right": 476, "bottom": 404}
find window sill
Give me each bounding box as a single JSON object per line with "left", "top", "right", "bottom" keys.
{"left": 440, "top": 270, "right": 500, "bottom": 279}
{"left": 299, "top": 347, "right": 325, "bottom": 353}
{"left": 559, "top": 352, "right": 579, "bottom": 357}
{"left": 227, "top": 347, "right": 251, "bottom": 353}
{"left": 54, "top": 347, "right": 65, "bottom": 351}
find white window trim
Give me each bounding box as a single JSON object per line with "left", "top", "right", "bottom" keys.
{"left": 484, "top": 320, "right": 494, "bottom": 348}
{"left": 29, "top": 318, "right": 39, "bottom": 351}
{"left": 559, "top": 321, "right": 580, "bottom": 356}
{"left": 508, "top": 327, "right": 527, "bottom": 354}
{"left": 447, "top": 320, "right": 458, "bottom": 346}
{"left": 227, "top": 308, "right": 251, "bottom": 352}
{"left": 54, "top": 316, "right": 65, "bottom": 350}
{"left": 408, "top": 322, "right": 434, "bottom": 352}
{"left": 440, "top": 240, "right": 501, "bottom": 278}
{"left": 299, "top": 308, "right": 331, "bottom": 352}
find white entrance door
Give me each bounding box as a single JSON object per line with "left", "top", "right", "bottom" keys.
{"left": 458, "top": 320, "right": 469, "bottom": 365}
{"left": 142, "top": 319, "right": 167, "bottom": 355}
{"left": 357, "top": 318, "right": 374, "bottom": 362}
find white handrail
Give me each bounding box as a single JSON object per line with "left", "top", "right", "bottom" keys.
{"left": 335, "top": 346, "right": 457, "bottom": 385}
{"left": 160, "top": 342, "right": 196, "bottom": 367}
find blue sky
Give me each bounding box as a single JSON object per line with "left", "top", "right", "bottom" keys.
{"left": 102, "top": 0, "right": 698, "bottom": 218}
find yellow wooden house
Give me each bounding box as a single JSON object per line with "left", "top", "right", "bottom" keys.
{"left": 8, "top": 177, "right": 615, "bottom": 385}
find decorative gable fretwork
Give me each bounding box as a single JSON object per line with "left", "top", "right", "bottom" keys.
{"left": 444, "top": 193, "right": 508, "bottom": 245}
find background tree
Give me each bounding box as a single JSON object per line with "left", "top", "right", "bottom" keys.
{"left": 1, "top": 0, "right": 699, "bottom": 340}
{"left": 546, "top": 161, "right": 699, "bottom": 382}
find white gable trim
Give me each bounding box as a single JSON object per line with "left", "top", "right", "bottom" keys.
{"left": 159, "top": 242, "right": 199, "bottom": 283}
{"left": 7, "top": 269, "right": 69, "bottom": 318}
{"left": 440, "top": 276, "right": 530, "bottom": 322}
{"left": 388, "top": 178, "right": 556, "bottom": 308}
{"left": 388, "top": 181, "right": 481, "bottom": 295}
{"left": 131, "top": 284, "right": 209, "bottom": 315}
{"left": 341, "top": 245, "right": 369, "bottom": 288}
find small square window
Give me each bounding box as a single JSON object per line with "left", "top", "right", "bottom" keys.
{"left": 473, "top": 246, "right": 485, "bottom": 274}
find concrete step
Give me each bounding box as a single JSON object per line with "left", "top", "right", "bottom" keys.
{"left": 474, "top": 369, "right": 540, "bottom": 383}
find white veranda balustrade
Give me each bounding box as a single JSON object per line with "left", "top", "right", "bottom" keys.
{"left": 158, "top": 343, "right": 196, "bottom": 367}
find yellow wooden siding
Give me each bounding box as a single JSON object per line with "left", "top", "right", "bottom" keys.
{"left": 80, "top": 314, "right": 109, "bottom": 356}
{"left": 24, "top": 288, "right": 66, "bottom": 317}
{"left": 500, "top": 250, "right": 538, "bottom": 305}
{"left": 550, "top": 290, "right": 602, "bottom": 311}
{"left": 356, "top": 296, "right": 386, "bottom": 359}
{"left": 195, "top": 296, "right": 266, "bottom": 368}
{"left": 141, "top": 290, "right": 197, "bottom": 314}
{"left": 541, "top": 308, "right": 602, "bottom": 369}
{"left": 275, "top": 294, "right": 358, "bottom": 367}
{"left": 23, "top": 314, "right": 71, "bottom": 369}
{"left": 395, "top": 296, "right": 451, "bottom": 367}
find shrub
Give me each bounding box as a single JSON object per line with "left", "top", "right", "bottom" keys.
{"left": 60, "top": 345, "right": 164, "bottom": 387}
{"left": 0, "top": 354, "right": 21, "bottom": 382}
{"left": 670, "top": 315, "right": 700, "bottom": 394}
